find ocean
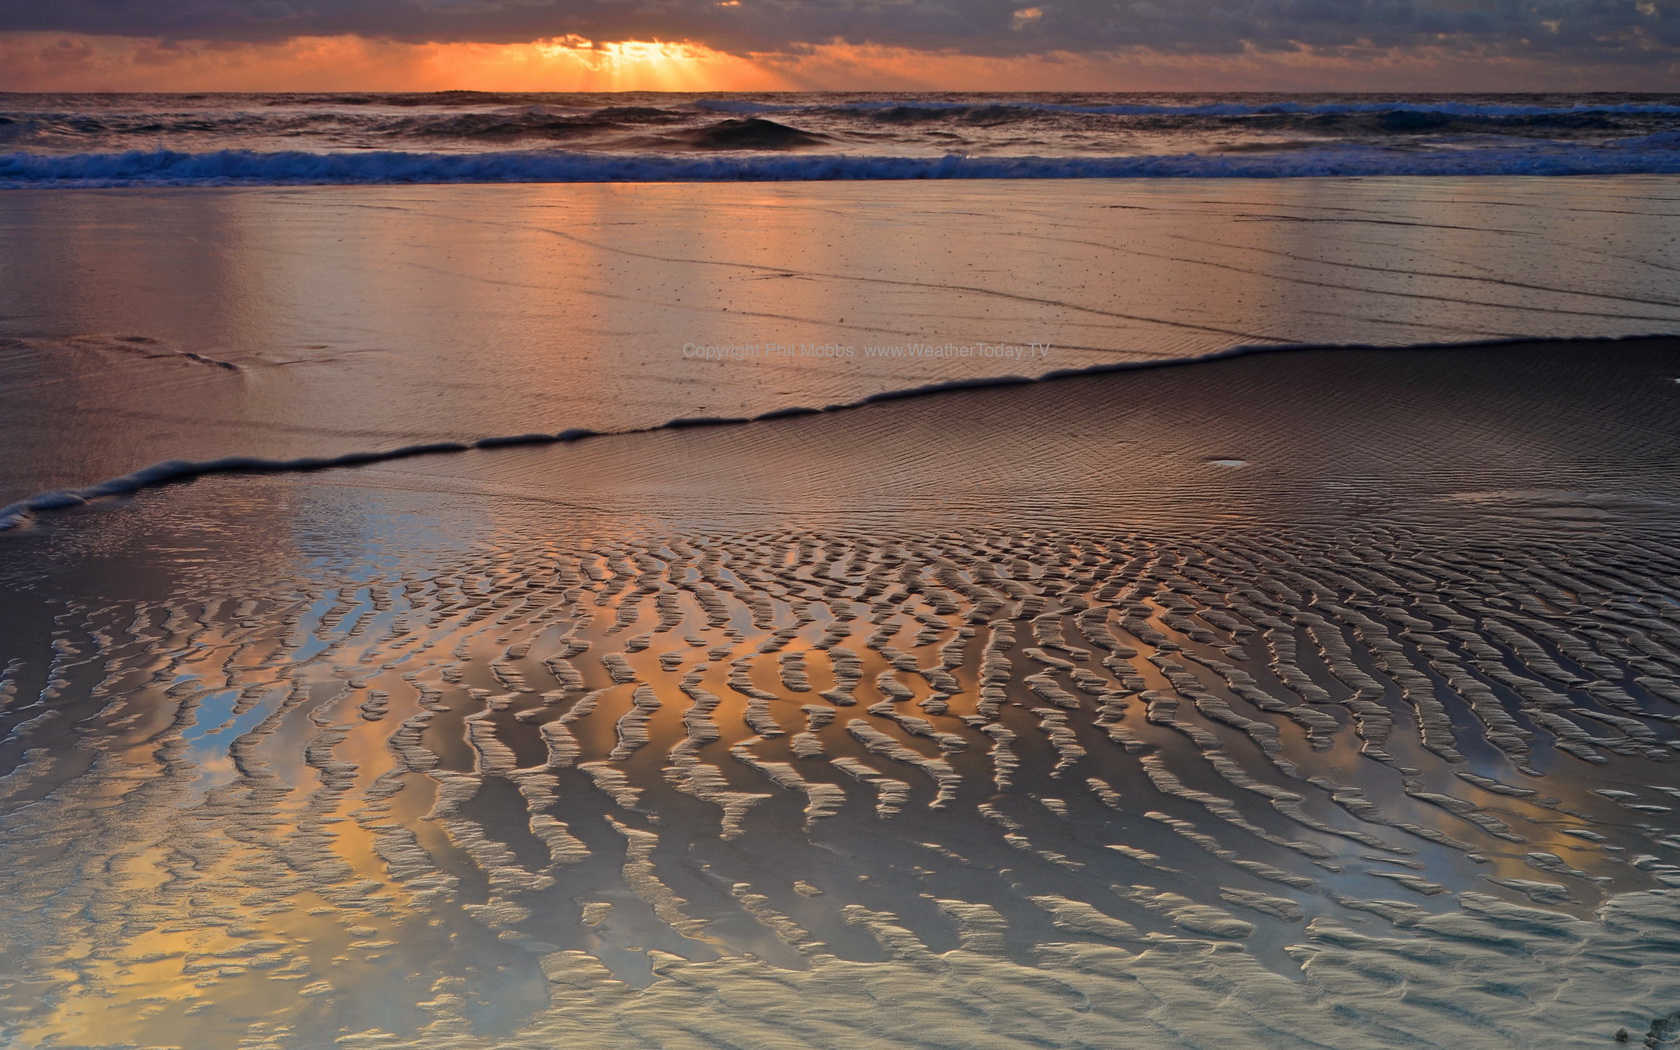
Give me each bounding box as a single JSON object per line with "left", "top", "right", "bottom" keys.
{"left": 3, "top": 91, "right": 1680, "bottom": 183}
{"left": 2, "top": 93, "right": 1679, "bottom": 1050}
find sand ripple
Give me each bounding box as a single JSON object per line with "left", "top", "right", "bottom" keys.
{"left": 1, "top": 342, "right": 1679, "bottom": 1048}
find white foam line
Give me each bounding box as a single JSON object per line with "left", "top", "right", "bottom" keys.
{"left": 696, "top": 97, "right": 1680, "bottom": 119}
{"left": 7, "top": 143, "right": 1680, "bottom": 187}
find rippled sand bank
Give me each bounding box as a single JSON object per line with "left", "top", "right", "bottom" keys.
{"left": 2, "top": 339, "right": 1679, "bottom": 1049}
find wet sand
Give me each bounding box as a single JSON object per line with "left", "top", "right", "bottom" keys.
{"left": 2, "top": 337, "right": 1679, "bottom": 1048}
{"left": 3, "top": 177, "right": 1678, "bottom": 510}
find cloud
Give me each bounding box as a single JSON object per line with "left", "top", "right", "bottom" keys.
{"left": 0, "top": 29, "right": 1672, "bottom": 90}
{"left": 0, "top": 0, "right": 1674, "bottom": 66}
{"left": 0, "top": 32, "right": 799, "bottom": 91}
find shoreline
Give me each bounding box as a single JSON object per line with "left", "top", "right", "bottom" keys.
{"left": 6, "top": 177, "right": 1675, "bottom": 520}
{"left": 5, "top": 332, "right": 1679, "bottom": 534}
{"left": 11, "top": 147, "right": 1680, "bottom": 187}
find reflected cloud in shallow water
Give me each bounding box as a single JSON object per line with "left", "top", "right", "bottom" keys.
{"left": 2, "top": 341, "right": 1680, "bottom": 1047}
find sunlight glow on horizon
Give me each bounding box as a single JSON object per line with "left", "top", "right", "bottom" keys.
{"left": 0, "top": 30, "right": 1669, "bottom": 93}
{"left": 0, "top": 33, "right": 796, "bottom": 93}
{"left": 431, "top": 35, "right": 793, "bottom": 91}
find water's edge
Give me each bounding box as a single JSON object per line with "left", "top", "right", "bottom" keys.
{"left": 5, "top": 332, "right": 1676, "bottom": 532}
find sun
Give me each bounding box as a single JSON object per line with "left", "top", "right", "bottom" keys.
{"left": 427, "top": 35, "right": 791, "bottom": 91}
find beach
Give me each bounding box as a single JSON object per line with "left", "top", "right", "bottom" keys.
{"left": 2, "top": 121, "right": 1680, "bottom": 1048}
{"left": 5, "top": 326, "right": 1680, "bottom": 1047}
{"left": 3, "top": 177, "right": 1677, "bottom": 516}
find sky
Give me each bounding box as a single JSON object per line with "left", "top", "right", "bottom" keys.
{"left": 0, "top": 0, "right": 1675, "bottom": 91}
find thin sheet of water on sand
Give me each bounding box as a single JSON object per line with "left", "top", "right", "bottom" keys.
{"left": 2, "top": 340, "right": 1680, "bottom": 1049}
{"left": 2, "top": 176, "right": 1678, "bottom": 507}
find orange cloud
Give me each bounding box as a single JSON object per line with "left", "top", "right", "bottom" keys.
{"left": 0, "top": 33, "right": 792, "bottom": 92}
{"left": 0, "top": 31, "right": 1672, "bottom": 92}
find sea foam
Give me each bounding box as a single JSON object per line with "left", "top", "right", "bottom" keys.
{"left": 4, "top": 142, "right": 1680, "bottom": 187}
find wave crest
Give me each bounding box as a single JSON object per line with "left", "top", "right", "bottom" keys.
{"left": 4, "top": 140, "right": 1680, "bottom": 188}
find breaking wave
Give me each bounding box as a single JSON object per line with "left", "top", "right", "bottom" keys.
{"left": 4, "top": 140, "right": 1680, "bottom": 187}
{"left": 697, "top": 97, "right": 1680, "bottom": 119}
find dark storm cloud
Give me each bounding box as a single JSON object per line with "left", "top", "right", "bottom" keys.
{"left": 0, "top": 0, "right": 1672, "bottom": 60}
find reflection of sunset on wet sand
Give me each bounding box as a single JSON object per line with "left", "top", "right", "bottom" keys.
{"left": 4, "top": 340, "right": 1680, "bottom": 1048}
{"left": 4, "top": 178, "right": 1677, "bottom": 521}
